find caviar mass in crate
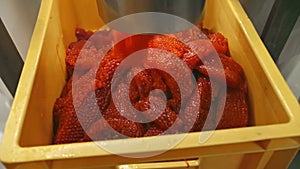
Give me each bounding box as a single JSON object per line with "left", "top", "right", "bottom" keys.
{"left": 53, "top": 26, "right": 249, "bottom": 144}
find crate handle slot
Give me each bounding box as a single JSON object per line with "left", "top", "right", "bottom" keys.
{"left": 116, "top": 159, "right": 199, "bottom": 169}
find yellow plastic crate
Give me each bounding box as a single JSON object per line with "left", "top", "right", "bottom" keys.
{"left": 1, "top": 0, "right": 300, "bottom": 168}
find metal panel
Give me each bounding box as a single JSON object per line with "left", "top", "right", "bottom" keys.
{"left": 261, "top": 0, "right": 300, "bottom": 61}
{"left": 0, "top": 18, "right": 23, "bottom": 96}
{"left": 240, "top": 0, "right": 275, "bottom": 35}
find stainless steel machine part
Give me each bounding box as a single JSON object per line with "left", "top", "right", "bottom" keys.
{"left": 96, "top": 0, "right": 205, "bottom": 33}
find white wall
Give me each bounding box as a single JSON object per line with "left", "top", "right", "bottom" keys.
{"left": 0, "top": 78, "right": 12, "bottom": 144}
{"left": 0, "top": 0, "right": 41, "bottom": 60}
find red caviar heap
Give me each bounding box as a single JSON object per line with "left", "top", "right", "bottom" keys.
{"left": 53, "top": 27, "right": 249, "bottom": 144}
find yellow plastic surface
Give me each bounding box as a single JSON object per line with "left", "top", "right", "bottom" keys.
{"left": 1, "top": 0, "right": 300, "bottom": 168}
